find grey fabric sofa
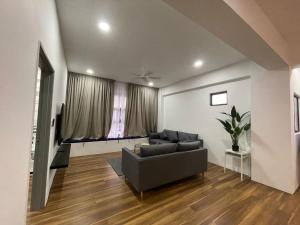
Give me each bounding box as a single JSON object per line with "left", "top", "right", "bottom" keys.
{"left": 149, "top": 129, "right": 203, "bottom": 147}
{"left": 122, "top": 142, "right": 207, "bottom": 199}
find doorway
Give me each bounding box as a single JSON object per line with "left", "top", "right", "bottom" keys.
{"left": 30, "top": 45, "right": 54, "bottom": 211}
{"left": 30, "top": 67, "right": 41, "bottom": 173}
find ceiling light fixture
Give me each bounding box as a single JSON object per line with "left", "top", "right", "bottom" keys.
{"left": 148, "top": 81, "right": 154, "bottom": 87}
{"left": 98, "top": 21, "right": 111, "bottom": 33}
{"left": 86, "top": 69, "right": 94, "bottom": 75}
{"left": 193, "top": 60, "right": 203, "bottom": 68}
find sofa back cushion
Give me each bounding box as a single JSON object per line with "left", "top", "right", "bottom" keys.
{"left": 177, "top": 141, "right": 201, "bottom": 152}
{"left": 159, "top": 130, "right": 168, "bottom": 140}
{"left": 164, "top": 129, "right": 178, "bottom": 142}
{"left": 149, "top": 132, "right": 160, "bottom": 139}
{"left": 178, "top": 131, "right": 198, "bottom": 142}
{"left": 140, "top": 143, "right": 177, "bottom": 157}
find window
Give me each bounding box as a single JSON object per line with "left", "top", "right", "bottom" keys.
{"left": 210, "top": 91, "right": 228, "bottom": 106}
{"left": 294, "top": 94, "right": 300, "bottom": 132}
{"left": 108, "top": 82, "right": 127, "bottom": 138}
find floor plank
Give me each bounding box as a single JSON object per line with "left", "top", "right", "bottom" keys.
{"left": 27, "top": 152, "right": 300, "bottom": 225}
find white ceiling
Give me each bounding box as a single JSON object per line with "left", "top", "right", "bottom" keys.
{"left": 56, "top": 0, "right": 246, "bottom": 87}
{"left": 255, "top": 0, "right": 300, "bottom": 65}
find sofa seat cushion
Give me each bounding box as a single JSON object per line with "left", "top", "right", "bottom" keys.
{"left": 164, "top": 129, "right": 178, "bottom": 142}
{"left": 178, "top": 131, "right": 198, "bottom": 142}
{"left": 140, "top": 143, "right": 177, "bottom": 157}
{"left": 177, "top": 141, "right": 201, "bottom": 152}
{"left": 149, "top": 139, "right": 172, "bottom": 145}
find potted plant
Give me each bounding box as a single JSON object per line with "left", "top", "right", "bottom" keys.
{"left": 217, "top": 106, "right": 251, "bottom": 152}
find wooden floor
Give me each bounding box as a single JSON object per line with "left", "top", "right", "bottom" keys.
{"left": 27, "top": 152, "right": 300, "bottom": 225}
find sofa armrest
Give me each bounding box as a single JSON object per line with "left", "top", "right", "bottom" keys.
{"left": 198, "top": 139, "right": 204, "bottom": 148}
{"left": 197, "top": 147, "right": 208, "bottom": 171}
{"left": 122, "top": 148, "right": 142, "bottom": 191}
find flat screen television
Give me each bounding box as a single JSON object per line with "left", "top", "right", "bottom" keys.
{"left": 55, "top": 103, "right": 64, "bottom": 145}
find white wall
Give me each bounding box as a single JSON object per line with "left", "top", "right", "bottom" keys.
{"left": 162, "top": 77, "right": 251, "bottom": 175}
{"left": 250, "top": 64, "right": 293, "bottom": 193}
{"left": 70, "top": 138, "right": 148, "bottom": 157}
{"left": 158, "top": 60, "right": 252, "bottom": 130}
{"left": 34, "top": 0, "right": 68, "bottom": 203}
{"left": 0, "top": 0, "right": 67, "bottom": 224}
{"left": 0, "top": 1, "right": 38, "bottom": 224}
{"left": 159, "top": 60, "right": 296, "bottom": 193}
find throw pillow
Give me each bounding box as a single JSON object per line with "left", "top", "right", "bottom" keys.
{"left": 159, "top": 130, "right": 168, "bottom": 140}
{"left": 140, "top": 143, "right": 177, "bottom": 157}
{"left": 177, "top": 141, "right": 201, "bottom": 152}
{"left": 149, "top": 132, "right": 160, "bottom": 139}
{"left": 165, "top": 129, "right": 178, "bottom": 142}
{"left": 178, "top": 131, "right": 198, "bottom": 142}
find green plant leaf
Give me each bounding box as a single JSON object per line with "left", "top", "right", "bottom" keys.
{"left": 244, "top": 123, "right": 251, "bottom": 131}
{"left": 235, "top": 127, "right": 242, "bottom": 136}
{"left": 226, "top": 128, "right": 234, "bottom": 134}
{"left": 236, "top": 113, "right": 241, "bottom": 122}
{"left": 218, "top": 107, "right": 251, "bottom": 139}
{"left": 225, "top": 121, "right": 232, "bottom": 129}
{"left": 232, "top": 117, "right": 236, "bottom": 128}
{"left": 221, "top": 112, "right": 232, "bottom": 117}
{"left": 224, "top": 121, "right": 233, "bottom": 134}
{"left": 240, "top": 111, "right": 249, "bottom": 120}
{"left": 217, "top": 119, "right": 227, "bottom": 127}
{"left": 231, "top": 106, "right": 237, "bottom": 118}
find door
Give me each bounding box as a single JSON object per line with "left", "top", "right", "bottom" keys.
{"left": 30, "top": 46, "right": 54, "bottom": 211}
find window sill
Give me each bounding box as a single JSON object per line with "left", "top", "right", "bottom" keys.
{"left": 63, "top": 136, "right": 148, "bottom": 144}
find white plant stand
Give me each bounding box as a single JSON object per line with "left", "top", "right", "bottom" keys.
{"left": 224, "top": 148, "right": 251, "bottom": 181}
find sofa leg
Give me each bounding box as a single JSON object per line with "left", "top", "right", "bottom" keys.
{"left": 140, "top": 191, "right": 143, "bottom": 200}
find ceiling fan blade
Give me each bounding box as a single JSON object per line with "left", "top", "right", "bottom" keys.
{"left": 149, "top": 76, "right": 160, "bottom": 79}
{"left": 131, "top": 76, "right": 143, "bottom": 81}
{"left": 143, "top": 77, "right": 150, "bottom": 82}
{"left": 144, "top": 71, "right": 153, "bottom": 76}
{"left": 132, "top": 73, "right": 142, "bottom": 77}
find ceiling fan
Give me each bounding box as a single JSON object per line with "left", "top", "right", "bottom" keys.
{"left": 132, "top": 70, "right": 161, "bottom": 83}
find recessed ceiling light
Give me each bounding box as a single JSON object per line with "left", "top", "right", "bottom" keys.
{"left": 193, "top": 60, "right": 203, "bottom": 68}
{"left": 86, "top": 69, "right": 94, "bottom": 75}
{"left": 98, "top": 21, "right": 111, "bottom": 33}
{"left": 148, "top": 81, "right": 154, "bottom": 87}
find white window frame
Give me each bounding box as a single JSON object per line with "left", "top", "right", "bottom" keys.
{"left": 210, "top": 91, "right": 228, "bottom": 106}
{"left": 108, "top": 82, "right": 127, "bottom": 138}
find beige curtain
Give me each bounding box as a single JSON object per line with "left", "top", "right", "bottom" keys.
{"left": 124, "top": 83, "right": 158, "bottom": 136}
{"left": 62, "top": 72, "right": 114, "bottom": 139}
